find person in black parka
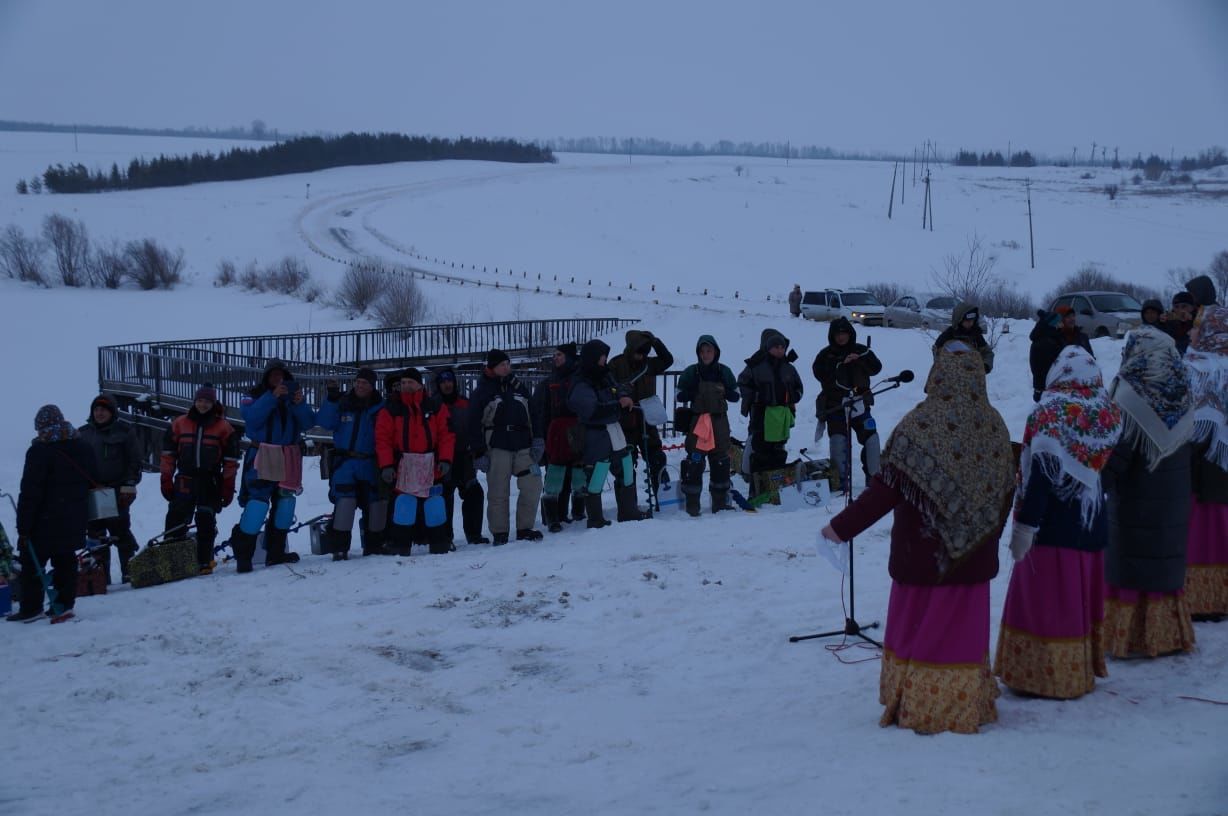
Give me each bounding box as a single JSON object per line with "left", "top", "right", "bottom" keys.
{"left": 78, "top": 393, "right": 143, "bottom": 583}
{"left": 9, "top": 405, "right": 98, "bottom": 622}
{"left": 1029, "top": 307, "right": 1094, "bottom": 402}
{"left": 737, "top": 328, "right": 804, "bottom": 474}
{"left": 813, "top": 317, "right": 883, "bottom": 493}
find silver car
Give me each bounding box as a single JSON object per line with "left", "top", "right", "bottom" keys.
{"left": 1047, "top": 291, "right": 1142, "bottom": 338}
{"left": 884, "top": 293, "right": 958, "bottom": 329}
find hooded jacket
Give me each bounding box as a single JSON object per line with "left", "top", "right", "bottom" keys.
{"left": 608, "top": 329, "right": 674, "bottom": 442}
{"left": 1029, "top": 311, "right": 1093, "bottom": 394}
{"left": 374, "top": 388, "right": 455, "bottom": 480}
{"left": 676, "top": 335, "right": 739, "bottom": 415}
{"left": 567, "top": 339, "right": 630, "bottom": 465}
{"left": 78, "top": 393, "right": 143, "bottom": 488}
{"left": 1186, "top": 275, "right": 1218, "bottom": 308}
{"left": 737, "top": 328, "right": 803, "bottom": 415}
{"left": 812, "top": 318, "right": 882, "bottom": 415}
{"left": 467, "top": 367, "right": 537, "bottom": 454}
{"left": 932, "top": 302, "right": 995, "bottom": 374}
{"left": 18, "top": 433, "right": 98, "bottom": 554}
{"left": 241, "top": 359, "right": 317, "bottom": 446}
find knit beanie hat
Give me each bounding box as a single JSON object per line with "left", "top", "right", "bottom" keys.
{"left": 401, "top": 367, "right": 424, "bottom": 385}
{"left": 556, "top": 342, "right": 578, "bottom": 360}
{"left": 195, "top": 383, "right": 218, "bottom": 402}
{"left": 1172, "top": 291, "right": 1195, "bottom": 307}
{"left": 486, "top": 349, "right": 510, "bottom": 369}
{"left": 355, "top": 368, "right": 378, "bottom": 385}
{"left": 435, "top": 368, "right": 457, "bottom": 385}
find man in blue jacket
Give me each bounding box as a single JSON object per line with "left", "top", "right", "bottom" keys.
{"left": 316, "top": 368, "right": 385, "bottom": 560}
{"left": 235, "top": 360, "right": 316, "bottom": 572}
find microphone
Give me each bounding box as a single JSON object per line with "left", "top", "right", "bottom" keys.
{"left": 885, "top": 370, "right": 915, "bottom": 384}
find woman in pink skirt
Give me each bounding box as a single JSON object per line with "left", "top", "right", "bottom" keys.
{"left": 1102, "top": 324, "right": 1197, "bottom": 657}
{"left": 1183, "top": 304, "right": 1228, "bottom": 620}
{"left": 822, "top": 342, "right": 1015, "bottom": 735}
{"left": 995, "top": 347, "right": 1122, "bottom": 698}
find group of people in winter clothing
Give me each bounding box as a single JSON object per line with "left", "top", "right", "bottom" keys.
{"left": 819, "top": 272, "right": 1228, "bottom": 736}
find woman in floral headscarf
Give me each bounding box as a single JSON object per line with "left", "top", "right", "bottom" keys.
{"left": 1182, "top": 304, "right": 1228, "bottom": 620}
{"left": 822, "top": 341, "right": 1015, "bottom": 735}
{"left": 1102, "top": 324, "right": 1196, "bottom": 657}
{"left": 995, "top": 347, "right": 1121, "bottom": 698}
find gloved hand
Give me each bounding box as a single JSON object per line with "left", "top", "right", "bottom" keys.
{"left": 1009, "top": 523, "right": 1038, "bottom": 562}
{"left": 531, "top": 437, "right": 545, "bottom": 464}
{"left": 474, "top": 454, "right": 491, "bottom": 473}
{"left": 438, "top": 461, "right": 452, "bottom": 480}
{"left": 740, "top": 402, "right": 751, "bottom": 418}
{"left": 160, "top": 477, "right": 174, "bottom": 502}
{"left": 119, "top": 486, "right": 137, "bottom": 508}
{"left": 380, "top": 466, "right": 396, "bottom": 485}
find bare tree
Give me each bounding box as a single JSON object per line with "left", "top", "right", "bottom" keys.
{"left": 42, "top": 213, "right": 90, "bottom": 286}
{"left": 124, "top": 238, "right": 184, "bottom": 290}
{"left": 1043, "top": 263, "right": 1160, "bottom": 307}
{"left": 334, "top": 262, "right": 384, "bottom": 317}
{"left": 0, "top": 225, "right": 48, "bottom": 285}
{"left": 87, "top": 239, "right": 129, "bottom": 289}
{"left": 372, "top": 272, "right": 428, "bottom": 328}
{"left": 214, "top": 259, "right": 237, "bottom": 287}
{"left": 929, "top": 233, "right": 999, "bottom": 304}
{"left": 865, "top": 281, "right": 904, "bottom": 308}
{"left": 1208, "top": 250, "right": 1228, "bottom": 297}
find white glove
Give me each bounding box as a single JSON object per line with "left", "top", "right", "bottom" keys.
{"left": 1009, "top": 524, "right": 1038, "bottom": 562}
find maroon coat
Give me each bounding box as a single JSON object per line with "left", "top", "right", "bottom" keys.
{"left": 829, "top": 476, "right": 1002, "bottom": 586}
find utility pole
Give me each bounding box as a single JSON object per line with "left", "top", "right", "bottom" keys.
{"left": 1072, "top": 147, "right": 1077, "bottom": 167}
{"left": 922, "top": 170, "right": 934, "bottom": 231}
{"left": 913, "top": 147, "right": 918, "bottom": 185}
{"left": 1026, "top": 179, "right": 1035, "bottom": 269}
{"left": 888, "top": 162, "right": 897, "bottom": 219}
{"left": 1091, "top": 141, "right": 1097, "bottom": 167}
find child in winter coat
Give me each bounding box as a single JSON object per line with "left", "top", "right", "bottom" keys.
{"left": 568, "top": 339, "right": 641, "bottom": 525}
{"left": 531, "top": 343, "right": 586, "bottom": 532}
{"left": 737, "top": 328, "right": 803, "bottom": 475}
{"left": 675, "top": 335, "right": 740, "bottom": 515}
{"left": 813, "top": 318, "right": 883, "bottom": 494}
{"left": 932, "top": 302, "right": 995, "bottom": 374}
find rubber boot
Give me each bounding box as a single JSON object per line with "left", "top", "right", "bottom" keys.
{"left": 542, "top": 497, "right": 562, "bottom": 533}
{"left": 231, "top": 528, "right": 257, "bottom": 574}
{"left": 861, "top": 432, "right": 882, "bottom": 487}
{"left": 570, "top": 493, "right": 586, "bottom": 523}
{"left": 680, "top": 456, "right": 704, "bottom": 517}
{"left": 615, "top": 484, "right": 650, "bottom": 522}
{"left": 584, "top": 492, "right": 610, "bottom": 528}
{"left": 117, "top": 537, "right": 138, "bottom": 584}
{"left": 830, "top": 434, "right": 851, "bottom": 495}
{"left": 331, "top": 529, "right": 353, "bottom": 561}
{"left": 264, "top": 528, "right": 300, "bottom": 566}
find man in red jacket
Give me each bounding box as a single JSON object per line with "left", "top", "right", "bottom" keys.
{"left": 160, "top": 384, "right": 240, "bottom": 573}
{"left": 374, "top": 368, "right": 455, "bottom": 555}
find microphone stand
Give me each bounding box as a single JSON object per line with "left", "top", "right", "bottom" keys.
{"left": 789, "top": 375, "right": 908, "bottom": 647}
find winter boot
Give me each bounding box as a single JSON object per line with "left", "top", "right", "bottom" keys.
{"left": 264, "top": 529, "right": 300, "bottom": 566}
{"left": 330, "top": 529, "right": 353, "bottom": 562}
{"left": 830, "top": 434, "right": 851, "bottom": 495}
{"left": 6, "top": 607, "right": 44, "bottom": 623}
{"left": 861, "top": 432, "right": 882, "bottom": 486}
{"left": 571, "top": 494, "right": 586, "bottom": 523}
{"left": 584, "top": 492, "right": 611, "bottom": 528}
{"left": 680, "top": 455, "right": 705, "bottom": 517}
{"left": 517, "top": 528, "right": 544, "bottom": 542}
{"left": 492, "top": 532, "right": 509, "bottom": 546}
{"left": 615, "top": 484, "right": 651, "bottom": 522}
{"left": 542, "top": 498, "right": 562, "bottom": 533}
{"left": 467, "top": 535, "right": 491, "bottom": 545}
{"left": 230, "top": 527, "right": 258, "bottom": 574}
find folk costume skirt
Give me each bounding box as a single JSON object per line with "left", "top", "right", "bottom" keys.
{"left": 994, "top": 547, "right": 1107, "bottom": 699}
{"left": 880, "top": 580, "right": 999, "bottom": 735}
{"left": 1185, "top": 498, "right": 1228, "bottom": 619}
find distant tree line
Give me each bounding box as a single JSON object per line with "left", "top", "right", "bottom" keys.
{"left": 0, "top": 118, "right": 284, "bottom": 141}
{"left": 544, "top": 136, "right": 862, "bottom": 161}
{"left": 954, "top": 149, "right": 1037, "bottom": 167}
{"left": 30, "top": 132, "right": 555, "bottom": 194}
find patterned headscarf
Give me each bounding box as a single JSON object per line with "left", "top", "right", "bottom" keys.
{"left": 34, "top": 404, "right": 77, "bottom": 442}
{"left": 1108, "top": 324, "right": 1194, "bottom": 469}
{"left": 1018, "top": 347, "right": 1121, "bottom": 529}
{"left": 880, "top": 343, "right": 1015, "bottom": 575}
{"left": 1184, "top": 304, "right": 1228, "bottom": 469}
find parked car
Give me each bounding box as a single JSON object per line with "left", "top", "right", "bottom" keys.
{"left": 884, "top": 293, "right": 959, "bottom": 329}
{"left": 1047, "top": 291, "right": 1142, "bottom": 338}
{"left": 799, "top": 289, "right": 885, "bottom": 326}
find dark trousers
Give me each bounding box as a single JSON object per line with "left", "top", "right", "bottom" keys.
{"left": 18, "top": 539, "right": 77, "bottom": 613}
{"left": 441, "top": 450, "right": 485, "bottom": 543}
{"left": 165, "top": 501, "right": 218, "bottom": 567}
{"left": 87, "top": 502, "right": 140, "bottom": 583}
{"left": 749, "top": 430, "right": 787, "bottom": 472}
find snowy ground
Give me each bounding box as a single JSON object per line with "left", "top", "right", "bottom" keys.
{"left": 2, "top": 132, "right": 1227, "bottom": 816}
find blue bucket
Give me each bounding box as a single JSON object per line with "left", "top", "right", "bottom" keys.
{"left": 0, "top": 581, "right": 11, "bottom": 616}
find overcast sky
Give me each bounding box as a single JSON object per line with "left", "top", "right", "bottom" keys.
{"left": 1, "top": 0, "right": 1225, "bottom": 158}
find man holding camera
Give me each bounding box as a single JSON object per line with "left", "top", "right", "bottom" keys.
{"left": 813, "top": 317, "right": 882, "bottom": 494}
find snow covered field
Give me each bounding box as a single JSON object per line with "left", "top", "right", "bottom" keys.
{"left": 2, "top": 132, "right": 1226, "bottom": 816}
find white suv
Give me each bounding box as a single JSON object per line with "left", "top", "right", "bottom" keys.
{"left": 799, "top": 289, "right": 885, "bottom": 326}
